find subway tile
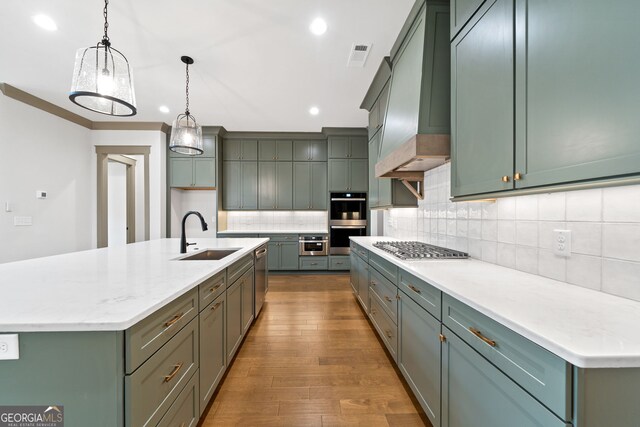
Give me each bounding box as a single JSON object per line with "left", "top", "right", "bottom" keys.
{"left": 538, "top": 221, "right": 566, "bottom": 250}
{"left": 497, "top": 198, "right": 516, "bottom": 220}
{"left": 497, "top": 220, "right": 516, "bottom": 244}
{"left": 538, "top": 193, "right": 566, "bottom": 221}
{"left": 468, "top": 203, "right": 482, "bottom": 220}
{"left": 456, "top": 202, "right": 469, "bottom": 219}
{"left": 516, "top": 246, "right": 539, "bottom": 274}
{"left": 496, "top": 243, "right": 516, "bottom": 269}
{"left": 538, "top": 250, "right": 567, "bottom": 282}
{"left": 567, "top": 254, "right": 602, "bottom": 291}
{"left": 481, "top": 220, "right": 497, "bottom": 241}
{"left": 515, "top": 195, "right": 539, "bottom": 220}
{"left": 516, "top": 221, "right": 538, "bottom": 247}
{"left": 457, "top": 219, "right": 469, "bottom": 238}
{"left": 603, "top": 185, "right": 640, "bottom": 222}
{"left": 447, "top": 219, "right": 457, "bottom": 236}
{"left": 438, "top": 219, "right": 447, "bottom": 235}
{"left": 567, "top": 222, "right": 602, "bottom": 256}
{"left": 481, "top": 241, "right": 498, "bottom": 264}
{"left": 566, "top": 188, "right": 602, "bottom": 222}
{"left": 468, "top": 239, "right": 482, "bottom": 259}
{"left": 482, "top": 202, "right": 498, "bottom": 220}
{"left": 602, "top": 223, "right": 640, "bottom": 262}
{"left": 438, "top": 203, "right": 447, "bottom": 219}
{"left": 447, "top": 203, "right": 457, "bottom": 219}
{"left": 468, "top": 220, "right": 482, "bottom": 240}
{"left": 602, "top": 259, "right": 640, "bottom": 301}
{"left": 430, "top": 217, "right": 438, "bottom": 234}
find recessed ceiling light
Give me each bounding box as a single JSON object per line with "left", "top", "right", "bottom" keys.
{"left": 309, "top": 106, "right": 320, "bottom": 116}
{"left": 159, "top": 105, "right": 170, "bottom": 114}
{"left": 309, "top": 18, "right": 327, "bottom": 36}
{"left": 33, "top": 14, "right": 57, "bottom": 31}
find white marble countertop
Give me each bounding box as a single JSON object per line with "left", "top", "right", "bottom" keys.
{"left": 218, "top": 230, "right": 328, "bottom": 235}
{"left": 352, "top": 237, "right": 640, "bottom": 369}
{"left": 0, "top": 238, "right": 268, "bottom": 333}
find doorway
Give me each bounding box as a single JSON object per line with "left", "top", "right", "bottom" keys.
{"left": 96, "top": 146, "right": 150, "bottom": 248}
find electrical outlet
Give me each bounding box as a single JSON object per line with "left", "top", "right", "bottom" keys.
{"left": 553, "top": 230, "right": 572, "bottom": 257}
{"left": 0, "top": 334, "right": 19, "bottom": 360}
{"left": 14, "top": 216, "right": 33, "bottom": 226}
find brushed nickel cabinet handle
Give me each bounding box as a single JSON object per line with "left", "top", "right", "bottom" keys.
{"left": 469, "top": 327, "right": 497, "bottom": 347}
{"left": 211, "top": 302, "right": 222, "bottom": 311}
{"left": 163, "top": 362, "right": 184, "bottom": 383}
{"left": 164, "top": 312, "right": 184, "bottom": 328}
{"left": 408, "top": 284, "right": 421, "bottom": 294}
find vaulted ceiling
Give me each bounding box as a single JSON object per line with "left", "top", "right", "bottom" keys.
{"left": 0, "top": 0, "right": 415, "bottom": 131}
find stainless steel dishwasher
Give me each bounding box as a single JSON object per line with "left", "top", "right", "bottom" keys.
{"left": 254, "top": 244, "right": 267, "bottom": 316}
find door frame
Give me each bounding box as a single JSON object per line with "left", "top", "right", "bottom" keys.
{"left": 96, "top": 146, "right": 151, "bottom": 248}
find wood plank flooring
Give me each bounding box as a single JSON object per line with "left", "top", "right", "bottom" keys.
{"left": 200, "top": 274, "right": 430, "bottom": 427}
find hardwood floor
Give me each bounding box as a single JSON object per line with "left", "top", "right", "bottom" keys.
{"left": 200, "top": 274, "right": 429, "bottom": 427}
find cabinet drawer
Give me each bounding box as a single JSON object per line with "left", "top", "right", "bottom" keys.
{"left": 217, "top": 233, "right": 259, "bottom": 238}
{"left": 261, "top": 234, "right": 298, "bottom": 242}
{"left": 398, "top": 269, "right": 441, "bottom": 320}
{"left": 369, "top": 267, "right": 398, "bottom": 323}
{"left": 299, "top": 256, "right": 328, "bottom": 270}
{"left": 126, "top": 317, "right": 199, "bottom": 427}
{"left": 370, "top": 293, "right": 398, "bottom": 361}
{"left": 369, "top": 252, "right": 398, "bottom": 284}
{"left": 157, "top": 369, "right": 199, "bottom": 427}
{"left": 198, "top": 271, "right": 226, "bottom": 310}
{"left": 350, "top": 241, "right": 368, "bottom": 261}
{"left": 126, "top": 288, "right": 198, "bottom": 373}
{"left": 329, "top": 256, "right": 350, "bottom": 270}
{"left": 228, "top": 254, "right": 254, "bottom": 285}
{"left": 443, "top": 295, "right": 572, "bottom": 421}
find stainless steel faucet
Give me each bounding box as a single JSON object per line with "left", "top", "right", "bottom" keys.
{"left": 180, "top": 211, "right": 208, "bottom": 253}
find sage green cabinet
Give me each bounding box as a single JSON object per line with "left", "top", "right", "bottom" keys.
{"left": 328, "top": 136, "right": 368, "bottom": 159}
{"left": 170, "top": 158, "right": 216, "bottom": 188}
{"left": 368, "top": 132, "right": 416, "bottom": 209}
{"left": 450, "top": 0, "right": 486, "bottom": 39}
{"left": 349, "top": 252, "right": 359, "bottom": 294}
{"left": 451, "top": 0, "right": 514, "bottom": 197}
{"left": 258, "top": 140, "right": 293, "bottom": 161}
{"left": 328, "top": 159, "right": 368, "bottom": 192}
{"left": 398, "top": 292, "right": 441, "bottom": 426}
{"left": 223, "top": 139, "right": 258, "bottom": 161}
{"left": 222, "top": 161, "right": 258, "bottom": 210}
{"left": 258, "top": 162, "right": 293, "bottom": 210}
{"left": 441, "top": 327, "right": 569, "bottom": 427}
{"left": 293, "top": 139, "right": 327, "bottom": 161}
{"left": 226, "top": 278, "right": 243, "bottom": 361}
{"left": 268, "top": 241, "right": 299, "bottom": 270}
{"left": 356, "top": 253, "right": 370, "bottom": 312}
{"left": 199, "top": 294, "right": 225, "bottom": 415}
{"left": 241, "top": 268, "right": 255, "bottom": 334}
{"left": 170, "top": 133, "right": 216, "bottom": 158}
{"left": 293, "top": 162, "right": 327, "bottom": 210}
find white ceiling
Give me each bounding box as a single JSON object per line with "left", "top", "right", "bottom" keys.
{"left": 0, "top": 0, "right": 414, "bottom": 131}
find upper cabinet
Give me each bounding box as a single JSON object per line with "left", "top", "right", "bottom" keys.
{"left": 451, "top": 0, "right": 640, "bottom": 198}
{"left": 293, "top": 140, "right": 327, "bottom": 161}
{"left": 328, "top": 136, "right": 368, "bottom": 159}
{"left": 450, "top": 0, "right": 486, "bottom": 39}
{"left": 258, "top": 140, "right": 293, "bottom": 161}
{"left": 222, "top": 139, "right": 258, "bottom": 161}
{"left": 169, "top": 132, "right": 216, "bottom": 158}
{"left": 169, "top": 129, "right": 217, "bottom": 188}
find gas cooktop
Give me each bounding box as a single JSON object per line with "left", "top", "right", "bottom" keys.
{"left": 373, "top": 241, "right": 469, "bottom": 260}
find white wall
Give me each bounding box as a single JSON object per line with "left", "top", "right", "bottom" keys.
{"left": 107, "top": 161, "right": 127, "bottom": 246}
{"left": 383, "top": 162, "right": 640, "bottom": 302}
{"left": 0, "top": 95, "right": 93, "bottom": 263}
{"left": 170, "top": 189, "right": 217, "bottom": 239}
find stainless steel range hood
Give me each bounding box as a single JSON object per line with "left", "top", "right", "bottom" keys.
{"left": 375, "top": 0, "right": 451, "bottom": 194}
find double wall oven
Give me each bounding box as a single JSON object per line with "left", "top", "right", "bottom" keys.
{"left": 329, "top": 192, "right": 367, "bottom": 254}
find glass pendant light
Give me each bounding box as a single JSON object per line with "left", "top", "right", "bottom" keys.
{"left": 69, "top": 0, "right": 136, "bottom": 116}
{"left": 169, "top": 56, "right": 203, "bottom": 155}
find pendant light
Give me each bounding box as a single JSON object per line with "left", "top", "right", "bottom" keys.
{"left": 169, "top": 56, "right": 203, "bottom": 155}
{"left": 69, "top": 0, "right": 136, "bottom": 116}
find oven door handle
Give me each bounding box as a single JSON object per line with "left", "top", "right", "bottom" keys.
{"left": 330, "top": 198, "right": 367, "bottom": 202}
{"left": 299, "top": 240, "right": 329, "bottom": 243}
{"left": 331, "top": 225, "right": 366, "bottom": 229}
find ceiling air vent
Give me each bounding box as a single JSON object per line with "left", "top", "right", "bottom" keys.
{"left": 347, "top": 43, "right": 372, "bottom": 67}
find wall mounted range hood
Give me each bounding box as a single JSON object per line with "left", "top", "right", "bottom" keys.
{"left": 375, "top": 0, "right": 451, "bottom": 198}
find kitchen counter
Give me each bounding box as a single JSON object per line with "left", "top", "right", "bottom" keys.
{"left": 0, "top": 238, "right": 267, "bottom": 332}
{"left": 219, "top": 229, "right": 328, "bottom": 235}
{"left": 352, "top": 236, "right": 640, "bottom": 368}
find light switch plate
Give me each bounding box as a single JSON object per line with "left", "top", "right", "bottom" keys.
{"left": 553, "top": 229, "right": 572, "bottom": 257}
{"left": 0, "top": 334, "right": 19, "bottom": 360}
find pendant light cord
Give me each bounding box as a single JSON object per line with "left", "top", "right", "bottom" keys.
{"left": 102, "top": 0, "right": 110, "bottom": 46}
{"left": 185, "top": 62, "right": 190, "bottom": 115}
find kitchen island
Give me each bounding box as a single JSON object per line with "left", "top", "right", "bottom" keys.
{"left": 350, "top": 236, "right": 640, "bottom": 427}
{"left": 0, "top": 237, "right": 268, "bottom": 427}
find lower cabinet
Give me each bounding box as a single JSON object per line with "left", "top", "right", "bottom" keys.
{"left": 226, "top": 278, "right": 244, "bottom": 361}
{"left": 157, "top": 371, "right": 200, "bottom": 427}
{"left": 268, "top": 241, "right": 299, "bottom": 270}
{"left": 242, "top": 267, "right": 255, "bottom": 334}
{"left": 356, "top": 256, "right": 370, "bottom": 312}
{"left": 398, "top": 292, "right": 441, "bottom": 426}
{"left": 441, "top": 327, "right": 569, "bottom": 427}
{"left": 299, "top": 256, "right": 328, "bottom": 270}
{"left": 199, "top": 294, "right": 226, "bottom": 415}
{"left": 329, "top": 255, "right": 350, "bottom": 270}
{"left": 350, "top": 253, "right": 359, "bottom": 294}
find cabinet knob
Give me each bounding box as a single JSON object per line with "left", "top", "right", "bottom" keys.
{"left": 514, "top": 172, "right": 523, "bottom": 181}
{"left": 501, "top": 176, "right": 510, "bottom": 183}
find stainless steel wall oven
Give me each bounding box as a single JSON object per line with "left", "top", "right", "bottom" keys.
{"left": 329, "top": 192, "right": 367, "bottom": 255}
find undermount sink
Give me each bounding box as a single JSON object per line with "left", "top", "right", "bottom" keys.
{"left": 179, "top": 249, "right": 239, "bottom": 261}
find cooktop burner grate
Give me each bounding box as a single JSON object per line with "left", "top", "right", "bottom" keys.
{"left": 373, "top": 241, "right": 469, "bottom": 260}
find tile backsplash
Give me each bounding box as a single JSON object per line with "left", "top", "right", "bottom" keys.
{"left": 227, "top": 211, "right": 328, "bottom": 231}
{"left": 383, "top": 162, "right": 640, "bottom": 302}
